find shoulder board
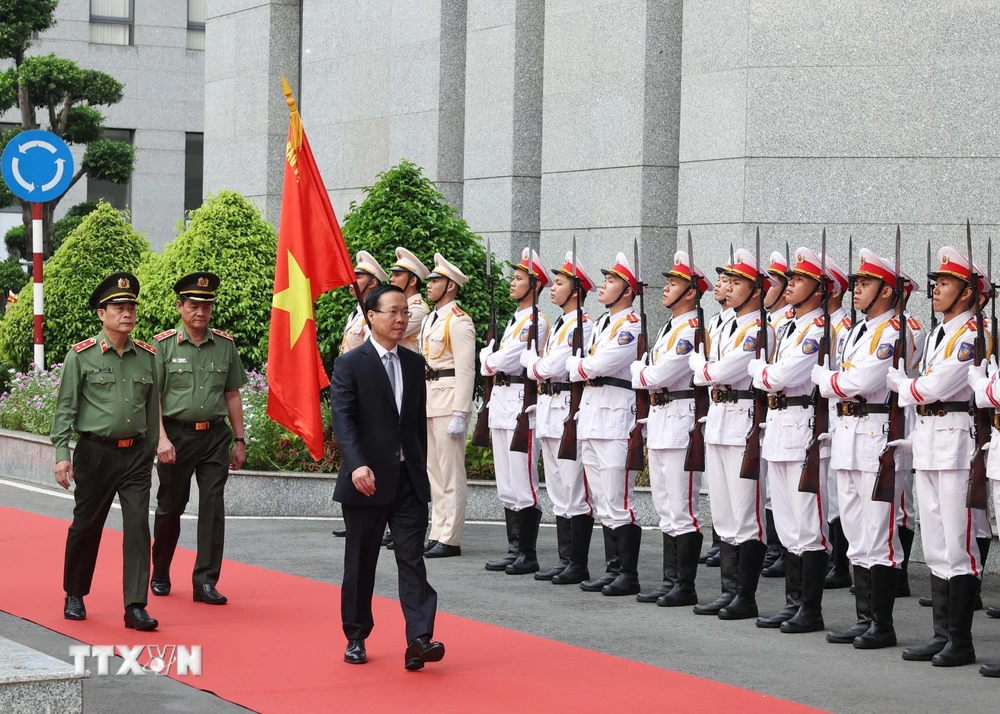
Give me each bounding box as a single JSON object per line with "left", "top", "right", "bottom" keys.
{"left": 907, "top": 317, "right": 921, "bottom": 330}
{"left": 154, "top": 329, "right": 177, "bottom": 342}
{"left": 889, "top": 318, "right": 901, "bottom": 330}
{"left": 451, "top": 306, "right": 467, "bottom": 317}
{"left": 72, "top": 338, "right": 97, "bottom": 353}
{"left": 211, "top": 328, "right": 235, "bottom": 341}
{"left": 785, "top": 309, "right": 795, "bottom": 319}
{"left": 626, "top": 313, "right": 640, "bottom": 323}
{"left": 813, "top": 317, "right": 826, "bottom": 327}
{"left": 966, "top": 319, "right": 979, "bottom": 332}
{"left": 134, "top": 339, "right": 156, "bottom": 354}
{"left": 688, "top": 318, "right": 699, "bottom": 328}
{"left": 755, "top": 318, "right": 761, "bottom": 326}
{"left": 839, "top": 316, "right": 853, "bottom": 328}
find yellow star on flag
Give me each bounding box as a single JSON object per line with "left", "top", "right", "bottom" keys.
{"left": 272, "top": 250, "right": 313, "bottom": 348}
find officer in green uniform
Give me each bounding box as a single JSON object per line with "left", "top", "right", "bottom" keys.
{"left": 52, "top": 272, "right": 160, "bottom": 631}
{"left": 150, "top": 272, "right": 247, "bottom": 605}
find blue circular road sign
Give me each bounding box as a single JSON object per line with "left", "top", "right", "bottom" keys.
{"left": 1, "top": 130, "right": 75, "bottom": 203}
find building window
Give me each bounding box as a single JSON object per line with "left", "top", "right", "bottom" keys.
{"left": 185, "top": 133, "right": 204, "bottom": 216}
{"left": 87, "top": 129, "right": 133, "bottom": 212}
{"left": 90, "top": 0, "right": 133, "bottom": 46}
{"left": 188, "top": 0, "right": 206, "bottom": 51}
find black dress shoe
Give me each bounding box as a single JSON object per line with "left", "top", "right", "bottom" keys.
{"left": 918, "top": 595, "right": 932, "bottom": 607}
{"left": 64, "top": 595, "right": 86, "bottom": 621}
{"left": 344, "top": 639, "right": 367, "bottom": 664}
{"left": 424, "top": 543, "right": 461, "bottom": 558}
{"left": 987, "top": 606, "right": 1000, "bottom": 619}
{"left": 382, "top": 531, "right": 393, "bottom": 548}
{"left": 405, "top": 635, "right": 445, "bottom": 671}
{"left": 332, "top": 528, "right": 347, "bottom": 537}
{"left": 150, "top": 579, "right": 171, "bottom": 596}
{"left": 424, "top": 540, "right": 439, "bottom": 554}
{"left": 981, "top": 663, "right": 1000, "bottom": 677}
{"left": 193, "top": 584, "right": 228, "bottom": 605}
{"left": 124, "top": 605, "right": 158, "bottom": 631}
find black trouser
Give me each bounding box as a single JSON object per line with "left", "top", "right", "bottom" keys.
{"left": 64, "top": 438, "right": 154, "bottom": 608}
{"left": 152, "top": 422, "right": 231, "bottom": 587}
{"left": 341, "top": 466, "right": 437, "bottom": 644}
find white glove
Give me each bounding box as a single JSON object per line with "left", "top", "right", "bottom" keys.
{"left": 688, "top": 416, "right": 708, "bottom": 433}
{"left": 566, "top": 356, "right": 585, "bottom": 382}
{"left": 688, "top": 346, "right": 707, "bottom": 379}
{"left": 630, "top": 359, "right": 646, "bottom": 389}
{"left": 519, "top": 342, "right": 538, "bottom": 370}
{"left": 478, "top": 339, "right": 496, "bottom": 376}
{"left": 886, "top": 438, "right": 911, "bottom": 454}
{"left": 747, "top": 357, "right": 767, "bottom": 382}
{"left": 524, "top": 404, "right": 536, "bottom": 415}
{"left": 968, "top": 360, "right": 989, "bottom": 391}
{"left": 885, "top": 366, "right": 906, "bottom": 393}
{"left": 752, "top": 373, "right": 766, "bottom": 390}
{"left": 810, "top": 359, "right": 833, "bottom": 388}
{"left": 447, "top": 411, "right": 468, "bottom": 440}
{"left": 817, "top": 432, "right": 832, "bottom": 443}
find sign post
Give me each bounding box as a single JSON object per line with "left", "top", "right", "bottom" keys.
{"left": 1, "top": 129, "right": 75, "bottom": 368}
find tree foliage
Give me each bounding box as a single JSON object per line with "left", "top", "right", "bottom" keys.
{"left": 136, "top": 191, "right": 277, "bottom": 369}
{"left": 0, "top": 202, "right": 151, "bottom": 369}
{"left": 315, "top": 159, "right": 515, "bottom": 377}
{"left": 0, "top": 258, "right": 28, "bottom": 296}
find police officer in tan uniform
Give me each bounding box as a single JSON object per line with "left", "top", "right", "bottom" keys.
{"left": 389, "top": 247, "right": 431, "bottom": 354}
{"left": 421, "top": 254, "right": 476, "bottom": 558}
{"left": 342, "top": 251, "right": 388, "bottom": 354}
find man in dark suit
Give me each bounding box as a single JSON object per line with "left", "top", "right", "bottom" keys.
{"left": 330, "top": 284, "right": 445, "bottom": 671}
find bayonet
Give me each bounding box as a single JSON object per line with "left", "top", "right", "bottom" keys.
{"left": 685, "top": 229, "right": 709, "bottom": 472}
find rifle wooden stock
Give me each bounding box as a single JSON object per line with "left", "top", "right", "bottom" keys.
{"left": 740, "top": 391, "right": 767, "bottom": 481}
{"left": 510, "top": 291, "right": 540, "bottom": 454}
{"left": 558, "top": 307, "right": 586, "bottom": 460}
{"left": 626, "top": 330, "right": 649, "bottom": 472}
{"left": 872, "top": 315, "right": 907, "bottom": 503}
{"left": 471, "top": 318, "right": 496, "bottom": 448}
{"left": 684, "top": 317, "right": 709, "bottom": 473}
{"left": 968, "top": 329, "right": 991, "bottom": 509}
{"left": 798, "top": 385, "right": 828, "bottom": 493}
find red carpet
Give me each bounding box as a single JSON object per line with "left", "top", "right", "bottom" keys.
{"left": 0, "top": 506, "right": 823, "bottom": 713}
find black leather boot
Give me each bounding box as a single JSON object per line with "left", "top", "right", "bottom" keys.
{"left": 602, "top": 524, "right": 642, "bottom": 596}
{"left": 694, "top": 540, "right": 738, "bottom": 615}
{"left": 781, "top": 550, "right": 827, "bottom": 633}
{"left": 581, "top": 526, "right": 620, "bottom": 591}
{"left": 659, "top": 531, "right": 702, "bottom": 607}
{"left": 486, "top": 508, "right": 520, "bottom": 571}
{"left": 855, "top": 565, "right": 898, "bottom": 649}
{"left": 637, "top": 532, "right": 676, "bottom": 602}
{"left": 757, "top": 552, "right": 802, "bottom": 628}
{"left": 987, "top": 605, "right": 1000, "bottom": 619}
{"left": 701, "top": 528, "right": 721, "bottom": 566}
{"left": 762, "top": 508, "right": 781, "bottom": 570}
{"left": 535, "top": 516, "right": 572, "bottom": 581}
{"left": 981, "top": 662, "right": 1000, "bottom": 677}
{"left": 824, "top": 519, "right": 852, "bottom": 589}
{"left": 827, "top": 565, "right": 871, "bottom": 644}
{"left": 903, "top": 575, "right": 949, "bottom": 661}
{"left": 552, "top": 515, "right": 593, "bottom": 584}
{"left": 975, "top": 537, "right": 991, "bottom": 610}
{"left": 896, "top": 527, "right": 914, "bottom": 597}
{"left": 506, "top": 508, "right": 542, "bottom": 575}
{"left": 932, "top": 574, "right": 978, "bottom": 667}
{"left": 719, "top": 540, "right": 768, "bottom": 620}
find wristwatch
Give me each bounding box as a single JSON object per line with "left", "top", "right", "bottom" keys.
{"left": 234, "top": 437, "right": 246, "bottom": 443}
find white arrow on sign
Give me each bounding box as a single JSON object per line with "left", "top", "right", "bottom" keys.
{"left": 41, "top": 158, "right": 65, "bottom": 191}
{"left": 9, "top": 157, "right": 35, "bottom": 192}
{"left": 19, "top": 140, "right": 58, "bottom": 154}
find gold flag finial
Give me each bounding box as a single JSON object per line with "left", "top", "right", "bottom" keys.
{"left": 281, "top": 74, "right": 303, "bottom": 152}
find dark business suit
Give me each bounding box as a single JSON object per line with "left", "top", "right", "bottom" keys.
{"left": 331, "top": 339, "right": 437, "bottom": 643}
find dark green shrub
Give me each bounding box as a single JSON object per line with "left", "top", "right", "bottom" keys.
{"left": 0, "top": 258, "right": 29, "bottom": 297}
{"left": 51, "top": 201, "right": 100, "bottom": 254}
{"left": 4, "top": 224, "right": 25, "bottom": 260}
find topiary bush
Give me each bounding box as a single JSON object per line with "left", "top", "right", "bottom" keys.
{"left": 0, "top": 258, "right": 29, "bottom": 297}
{"left": 51, "top": 201, "right": 100, "bottom": 254}
{"left": 4, "top": 225, "right": 26, "bottom": 260}
{"left": 136, "top": 191, "right": 277, "bottom": 369}
{"left": 315, "top": 159, "right": 515, "bottom": 376}
{"left": 0, "top": 202, "right": 152, "bottom": 370}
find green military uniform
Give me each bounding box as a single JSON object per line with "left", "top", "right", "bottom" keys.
{"left": 151, "top": 272, "right": 247, "bottom": 600}
{"left": 51, "top": 273, "right": 159, "bottom": 613}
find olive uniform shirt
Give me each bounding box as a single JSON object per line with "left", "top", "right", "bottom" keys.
{"left": 51, "top": 331, "right": 159, "bottom": 463}
{"left": 154, "top": 327, "right": 247, "bottom": 421}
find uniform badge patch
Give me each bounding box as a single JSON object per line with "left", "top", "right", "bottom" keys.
{"left": 958, "top": 343, "right": 974, "bottom": 362}
{"left": 519, "top": 326, "right": 530, "bottom": 342}
{"left": 618, "top": 331, "right": 636, "bottom": 345}
{"left": 876, "top": 343, "right": 894, "bottom": 360}
{"left": 776, "top": 324, "right": 789, "bottom": 342}
{"left": 676, "top": 339, "right": 693, "bottom": 355}
{"left": 802, "top": 338, "right": 820, "bottom": 355}
{"left": 743, "top": 335, "right": 757, "bottom": 352}
{"left": 566, "top": 329, "right": 575, "bottom": 344}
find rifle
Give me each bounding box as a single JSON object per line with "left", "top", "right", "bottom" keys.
{"left": 927, "top": 240, "right": 938, "bottom": 331}
{"left": 684, "top": 230, "right": 709, "bottom": 473}
{"left": 626, "top": 238, "right": 649, "bottom": 471}
{"left": 470, "top": 236, "right": 496, "bottom": 448}
{"left": 848, "top": 235, "right": 856, "bottom": 326}
{"left": 967, "top": 220, "right": 990, "bottom": 510}
{"left": 799, "top": 229, "right": 831, "bottom": 494}
{"left": 873, "top": 226, "right": 906, "bottom": 502}
{"left": 510, "top": 259, "right": 540, "bottom": 453}
{"left": 992, "top": 238, "right": 998, "bottom": 369}
{"left": 740, "top": 227, "right": 768, "bottom": 481}
{"left": 558, "top": 237, "right": 585, "bottom": 460}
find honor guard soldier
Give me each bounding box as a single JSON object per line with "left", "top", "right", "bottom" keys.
{"left": 480, "top": 249, "right": 550, "bottom": 574}
{"left": 896, "top": 273, "right": 924, "bottom": 598}
{"left": 150, "top": 272, "right": 248, "bottom": 605}
{"left": 887, "top": 247, "right": 988, "bottom": 667}
{"left": 389, "top": 248, "right": 431, "bottom": 353}
{"left": 811, "top": 249, "right": 905, "bottom": 649}
{"left": 749, "top": 246, "right": 833, "bottom": 634}
{"left": 342, "top": 251, "right": 388, "bottom": 354}
{"left": 566, "top": 253, "right": 643, "bottom": 596}
{"left": 52, "top": 272, "right": 160, "bottom": 631}
{"left": 519, "top": 252, "right": 596, "bottom": 584}
{"left": 689, "top": 250, "right": 776, "bottom": 619}
{"left": 630, "top": 251, "right": 709, "bottom": 606}
{"left": 421, "top": 254, "right": 476, "bottom": 558}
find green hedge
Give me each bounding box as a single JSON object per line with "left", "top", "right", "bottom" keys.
{"left": 0, "top": 259, "right": 28, "bottom": 297}
{"left": 136, "top": 191, "right": 277, "bottom": 368}
{"left": 0, "top": 202, "right": 151, "bottom": 369}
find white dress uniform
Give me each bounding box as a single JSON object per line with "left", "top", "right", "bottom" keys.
{"left": 825, "top": 305, "right": 853, "bottom": 522}
{"left": 420, "top": 255, "right": 476, "bottom": 550}
{"left": 898, "top": 306, "right": 925, "bottom": 535}
{"left": 340, "top": 251, "right": 388, "bottom": 354}
{"left": 389, "top": 247, "right": 432, "bottom": 354}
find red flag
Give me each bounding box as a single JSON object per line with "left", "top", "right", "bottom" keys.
{"left": 267, "top": 77, "right": 355, "bottom": 460}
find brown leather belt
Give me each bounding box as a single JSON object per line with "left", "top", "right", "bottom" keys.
{"left": 425, "top": 368, "right": 455, "bottom": 381}
{"left": 711, "top": 387, "right": 754, "bottom": 404}
{"left": 164, "top": 415, "right": 227, "bottom": 432}
{"left": 650, "top": 390, "right": 695, "bottom": 406}
{"left": 537, "top": 381, "right": 570, "bottom": 396}
{"left": 836, "top": 401, "right": 890, "bottom": 417}
{"left": 585, "top": 377, "right": 632, "bottom": 390}
{"left": 916, "top": 401, "right": 970, "bottom": 417}
{"left": 494, "top": 372, "right": 525, "bottom": 387}
{"left": 767, "top": 393, "right": 811, "bottom": 410}
{"left": 80, "top": 433, "right": 144, "bottom": 449}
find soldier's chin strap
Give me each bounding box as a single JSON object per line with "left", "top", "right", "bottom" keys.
{"left": 731, "top": 279, "right": 760, "bottom": 314}
{"left": 791, "top": 276, "right": 823, "bottom": 310}
{"left": 608, "top": 281, "right": 632, "bottom": 310}
{"left": 514, "top": 273, "right": 539, "bottom": 305}
{"left": 765, "top": 277, "right": 787, "bottom": 311}
{"left": 861, "top": 280, "right": 889, "bottom": 315}
{"left": 940, "top": 279, "right": 971, "bottom": 316}
{"left": 665, "top": 282, "right": 694, "bottom": 310}
{"left": 558, "top": 282, "right": 582, "bottom": 310}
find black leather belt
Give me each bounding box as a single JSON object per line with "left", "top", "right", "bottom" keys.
{"left": 586, "top": 377, "right": 632, "bottom": 390}
{"left": 650, "top": 389, "right": 695, "bottom": 406}
{"left": 711, "top": 387, "right": 754, "bottom": 404}
{"left": 494, "top": 372, "right": 525, "bottom": 387}
{"left": 164, "top": 415, "right": 227, "bottom": 432}
{"left": 767, "top": 393, "right": 811, "bottom": 410}
{"left": 916, "top": 401, "right": 970, "bottom": 417}
{"left": 836, "top": 401, "right": 890, "bottom": 417}
{"left": 425, "top": 368, "right": 455, "bottom": 381}
{"left": 80, "top": 432, "right": 144, "bottom": 449}
{"left": 537, "top": 381, "right": 570, "bottom": 396}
